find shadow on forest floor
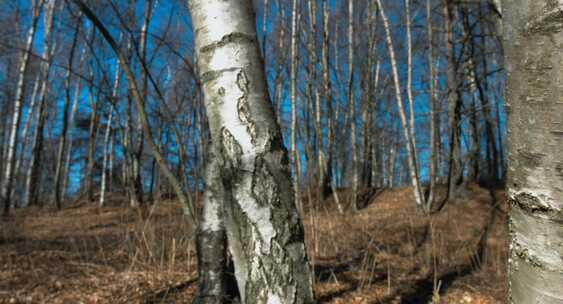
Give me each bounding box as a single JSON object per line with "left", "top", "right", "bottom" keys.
{"left": 0, "top": 184, "right": 508, "bottom": 303}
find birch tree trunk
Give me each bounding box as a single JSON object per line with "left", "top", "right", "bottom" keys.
{"left": 24, "top": 0, "right": 57, "bottom": 207}
{"left": 130, "top": 0, "right": 153, "bottom": 208}
{"left": 99, "top": 108, "right": 113, "bottom": 208}
{"left": 347, "top": 0, "right": 358, "bottom": 212}
{"left": 54, "top": 18, "right": 81, "bottom": 209}
{"left": 85, "top": 89, "right": 98, "bottom": 202}
{"left": 503, "top": 0, "right": 563, "bottom": 302}
{"left": 1, "top": 0, "right": 41, "bottom": 215}
{"left": 426, "top": 0, "right": 438, "bottom": 210}
{"left": 444, "top": 0, "right": 464, "bottom": 200}
{"left": 62, "top": 43, "right": 88, "bottom": 201}
{"left": 193, "top": 147, "right": 228, "bottom": 304}
{"left": 405, "top": 0, "right": 418, "bottom": 168}
{"left": 290, "top": 0, "right": 302, "bottom": 212}
{"left": 319, "top": 0, "right": 342, "bottom": 212}
{"left": 273, "top": 0, "right": 285, "bottom": 124}
{"left": 13, "top": 74, "right": 41, "bottom": 198}
{"left": 308, "top": 0, "right": 323, "bottom": 204}
{"left": 25, "top": 58, "right": 56, "bottom": 207}
{"left": 377, "top": 0, "right": 426, "bottom": 211}
{"left": 188, "top": 0, "right": 315, "bottom": 303}
{"left": 480, "top": 5, "right": 502, "bottom": 182}
{"left": 100, "top": 56, "right": 120, "bottom": 208}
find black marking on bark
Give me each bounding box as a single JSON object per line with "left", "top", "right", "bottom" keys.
{"left": 236, "top": 70, "right": 258, "bottom": 143}
{"left": 517, "top": 149, "right": 545, "bottom": 168}
{"left": 221, "top": 127, "right": 243, "bottom": 168}
{"left": 512, "top": 241, "right": 545, "bottom": 269}
{"left": 200, "top": 32, "right": 256, "bottom": 54}
{"left": 555, "top": 162, "right": 563, "bottom": 179}
{"left": 201, "top": 67, "right": 241, "bottom": 84}
{"left": 252, "top": 156, "right": 279, "bottom": 208}
{"left": 525, "top": 4, "right": 563, "bottom": 35}
{"left": 551, "top": 129, "right": 563, "bottom": 137}
{"left": 510, "top": 192, "right": 553, "bottom": 215}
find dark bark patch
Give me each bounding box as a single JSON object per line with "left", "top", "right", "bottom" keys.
{"left": 200, "top": 32, "right": 256, "bottom": 54}
{"left": 201, "top": 67, "right": 241, "bottom": 85}
{"left": 221, "top": 128, "right": 243, "bottom": 168}
{"left": 194, "top": 229, "right": 228, "bottom": 304}
{"left": 555, "top": 162, "right": 563, "bottom": 179}
{"left": 510, "top": 192, "right": 553, "bottom": 215}
{"left": 252, "top": 157, "right": 279, "bottom": 208}
{"left": 517, "top": 149, "right": 545, "bottom": 168}
{"left": 236, "top": 70, "right": 258, "bottom": 143}
{"left": 525, "top": 4, "right": 563, "bottom": 35}
{"left": 512, "top": 242, "right": 545, "bottom": 269}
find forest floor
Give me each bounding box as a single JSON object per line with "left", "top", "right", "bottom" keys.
{"left": 0, "top": 183, "right": 508, "bottom": 303}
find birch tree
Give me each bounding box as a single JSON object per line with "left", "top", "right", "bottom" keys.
{"left": 188, "top": 0, "right": 314, "bottom": 303}
{"left": 444, "top": 0, "right": 463, "bottom": 200}
{"left": 100, "top": 55, "right": 121, "bottom": 208}
{"left": 376, "top": 0, "right": 426, "bottom": 211}
{"left": 290, "top": 0, "right": 302, "bottom": 212}
{"left": 25, "top": 0, "right": 57, "bottom": 207}
{"left": 347, "top": 0, "right": 358, "bottom": 211}
{"left": 1, "top": 0, "right": 42, "bottom": 215}
{"left": 426, "top": 0, "right": 438, "bottom": 208}
{"left": 54, "top": 16, "right": 81, "bottom": 209}
{"left": 503, "top": 0, "right": 563, "bottom": 302}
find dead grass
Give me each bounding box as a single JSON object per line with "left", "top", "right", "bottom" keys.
{"left": 0, "top": 183, "right": 508, "bottom": 303}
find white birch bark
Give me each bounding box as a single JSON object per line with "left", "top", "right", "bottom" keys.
{"left": 348, "top": 0, "right": 358, "bottom": 211}
{"left": 99, "top": 111, "right": 113, "bottom": 208}
{"left": 376, "top": 0, "right": 426, "bottom": 210}
{"left": 24, "top": 0, "right": 57, "bottom": 208}
{"left": 1, "top": 0, "right": 42, "bottom": 214}
{"left": 405, "top": 0, "right": 419, "bottom": 169}
{"left": 188, "top": 0, "right": 315, "bottom": 303}
{"left": 320, "top": 0, "right": 342, "bottom": 213}
{"left": 503, "top": 0, "right": 563, "bottom": 302}
{"left": 99, "top": 59, "right": 120, "bottom": 208}
{"left": 12, "top": 73, "right": 41, "bottom": 204}
{"left": 426, "top": 0, "right": 438, "bottom": 210}
{"left": 290, "top": 0, "right": 302, "bottom": 212}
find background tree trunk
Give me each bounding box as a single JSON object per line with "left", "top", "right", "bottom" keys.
{"left": 1, "top": 0, "right": 41, "bottom": 215}
{"left": 426, "top": 0, "right": 438, "bottom": 210}
{"left": 348, "top": 0, "right": 358, "bottom": 212}
{"left": 444, "top": 0, "right": 463, "bottom": 200}
{"left": 54, "top": 18, "right": 81, "bottom": 209}
{"left": 377, "top": 0, "right": 426, "bottom": 211}
{"left": 290, "top": 0, "right": 302, "bottom": 213}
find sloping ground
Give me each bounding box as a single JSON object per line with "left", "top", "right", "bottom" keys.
{"left": 0, "top": 184, "right": 508, "bottom": 303}
{"left": 303, "top": 183, "right": 508, "bottom": 303}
